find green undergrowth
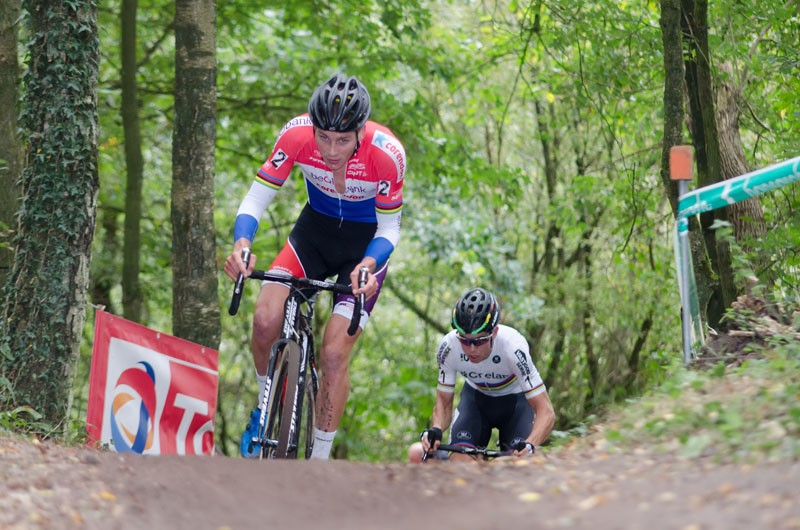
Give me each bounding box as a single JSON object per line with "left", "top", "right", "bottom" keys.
{"left": 0, "top": 405, "right": 89, "bottom": 446}
{"left": 564, "top": 341, "right": 800, "bottom": 463}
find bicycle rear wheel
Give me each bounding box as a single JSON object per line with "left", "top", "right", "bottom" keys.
{"left": 297, "top": 380, "right": 315, "bottom": 459}
{"left": 263, "top": 343, "right": 300, "bottom": 458}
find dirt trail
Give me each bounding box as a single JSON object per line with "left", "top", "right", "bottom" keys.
{"left": 2, "top": 434, "right": 798, "bottom": 530}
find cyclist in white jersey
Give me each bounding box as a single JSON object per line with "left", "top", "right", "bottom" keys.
{"left": 409, "top": 288, "right": 555, "bottom": 462}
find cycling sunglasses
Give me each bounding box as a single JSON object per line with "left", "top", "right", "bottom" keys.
{"left": 456, "top": 333, "right": 493, "bottom": 347}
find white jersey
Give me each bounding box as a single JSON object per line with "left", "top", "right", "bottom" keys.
{"left": 436, "top": 325, "right": 546, "bottom": 399}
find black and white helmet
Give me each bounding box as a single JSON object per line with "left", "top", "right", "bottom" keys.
{"left": 308, "top": 73, "right": 371, "bottom": 132}
{"left": 451, "top": 288, "right": 501, "bottom": 335}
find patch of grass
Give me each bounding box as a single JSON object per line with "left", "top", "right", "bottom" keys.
{"left": 0, "top": 406, "right": 48, "bottom": 434}
{"left": 0, "top": 406, "right": 89, "bottom": 446}
{"left": 570, "top": 342, "right": 799, "bottom": 463}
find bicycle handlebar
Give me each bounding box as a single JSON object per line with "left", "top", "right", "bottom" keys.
{"left": 227, "top": 251, "right": 366, "bottom": 337}
{"left": 228, "top": 247, "right": 252, "bottom": 316}
{"left": 425, "top": 443, "right": 523, "bottom": 461}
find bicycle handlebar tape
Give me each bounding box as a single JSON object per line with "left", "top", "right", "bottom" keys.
{"left": 346, "top": 266, "right": 370, "bottom": 336}
{"left": 228, "top": 247, "right": 252, "bottom": 316}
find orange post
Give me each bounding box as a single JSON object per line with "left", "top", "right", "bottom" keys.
{"left": 670, "top": 145, "right": 694, "bottom": 181}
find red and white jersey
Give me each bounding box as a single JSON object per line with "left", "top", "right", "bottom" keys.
{"left": 235, "top": 114, "right": 405, "bottom": 264}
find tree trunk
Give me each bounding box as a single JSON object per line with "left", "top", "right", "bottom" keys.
{"left": 90, "top": 207, "right": 119, "bottom": 315}
{"left": 659, "top": 0, "right": 684, "bottom": 217}
{"left": 0, "top": 0, "right": 22, "bottom": 291}
{"left": 121, "top": 0, "right": 144, "bottom": 323}
{"left": 171, "top": 0, "right": 219, "bottom": 349}
{"left": 715, "top": 61, "right": 767, "bottom": 245}
{"left": 0, "top": 0, "right": 99, "bottom": 427}
{"left": 681, "top": 0, "right": 737, "bottom": 329}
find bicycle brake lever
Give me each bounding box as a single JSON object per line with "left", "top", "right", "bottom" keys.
{"left": 346, "top": 266, "right": 369, "bottom": 336}
{"left": 357, "top": 266, "right": 368, "bottom": 305}
{"left": 228, "top": 247, "right": 251, "bottom": 316}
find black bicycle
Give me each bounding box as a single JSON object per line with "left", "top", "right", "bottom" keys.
{"left": 422, "top": 441, "right": 532, "bottom": 462}
{"left": 229, "top": 248, "right": 366, "bottom": 459}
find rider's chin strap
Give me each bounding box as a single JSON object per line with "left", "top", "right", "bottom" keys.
{"left": 351, "top": 127, "right": 365, "bottom": 158}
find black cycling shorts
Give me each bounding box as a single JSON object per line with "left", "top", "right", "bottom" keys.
{"left": 270, "top": 202, "right": 387, "bottom": 315}
{"left": 449, "top": 384, "right": 534, "bottom": 450}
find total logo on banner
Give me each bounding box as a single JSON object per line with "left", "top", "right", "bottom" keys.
{"left": 87, "top": 311, "right": 219, "bottom": 455}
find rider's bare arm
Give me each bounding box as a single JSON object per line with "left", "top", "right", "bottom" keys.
{"left": 525, "top": 392, "right": 556, "bottom": 448}
{"left": 423, "top": 390, "right": 454, "bottom": 452}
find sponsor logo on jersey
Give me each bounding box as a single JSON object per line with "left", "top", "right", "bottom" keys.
{"left": 461, "top": 371, "right": 509, "bottom": 380}
{"left": 301, "top": 165, "right": 375, "bottom": 200}
{"left": 514, "top": 349, "right": 531, "bottom": 376}
{"left": 278, "top": 115, "right": 312, "bottom": 136}
{"left": 270, "top": 149, "right": 289, "bottom": 169}
{"left": 456, "top": 431, "right": 473, "bottom": 441}
{"left": 306, "top": 169, "right": 337, "bottom": 193}
{"left": 372, "top": 130, "right": 406, "bottom": 180}
{"left": 344, "top": 159, "right": 366, "bottom": 178}
{"left": 437, "top": 342, "right": 451, "bottom": 366}
{"left": 492, "top": 355, "right": 501, "bottom": 364}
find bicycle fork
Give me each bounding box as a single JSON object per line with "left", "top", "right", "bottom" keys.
{"left": 254, "top": 339, "right": 291, "bottom": 455}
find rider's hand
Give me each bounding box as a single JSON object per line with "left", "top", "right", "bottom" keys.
{"left": 350, "top": 258, "right": 377, "bottom": 299}
{"left": 511, "top": 440, "right": 535, "bottom": 456}
{"left": 224, "top": 239, "right": 256, "bottom": 281}
{"left": 420, "top": 427, "right": 442, "bottom": 452}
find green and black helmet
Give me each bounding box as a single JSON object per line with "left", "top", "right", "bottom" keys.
{"left": 451, "top": 288, "right": 501, "bottom": 335}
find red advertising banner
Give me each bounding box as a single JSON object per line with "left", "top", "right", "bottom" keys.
{"left": 86, "top": 310, "right": 219, "bottom": 455}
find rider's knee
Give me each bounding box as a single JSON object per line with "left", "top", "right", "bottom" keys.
{"left": 251, "top": 311, "right": 280, "bottom": 343}
{"left": 407, "top": 442, "right": 424, "bottom": 464}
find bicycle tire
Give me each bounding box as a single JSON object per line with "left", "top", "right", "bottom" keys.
{"left": 261, "top": 345, "right": 297, "bottom": 458}
{"left": 298, "top": 381, "right": 315, "bottom": 459}
{"left": 276, "top": 341, "right": 302, "bottom": 458}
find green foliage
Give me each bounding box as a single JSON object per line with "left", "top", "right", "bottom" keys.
{"left": 581, "top": 341, "right": 800, "bottom": 463}
{"left": 0, "top": 406, "right": 47, "bottom": 435}
{"left": 52, "top": 0, "right": 799, "bottom": 462}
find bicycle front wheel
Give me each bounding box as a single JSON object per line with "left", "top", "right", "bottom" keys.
{"left": 275, "top": 342, "right": 302, "bottom": 458}
{"left": 263, "top": 343, "right": 300, "bottom": 459}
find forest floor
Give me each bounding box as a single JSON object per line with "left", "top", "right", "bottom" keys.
{"left": 0, "top": 432, "right": 798, "bottom": 530}
{"left": 1, "top": 295, "right": 798, "bottom": 530}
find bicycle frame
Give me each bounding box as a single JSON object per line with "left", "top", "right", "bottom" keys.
{"left": 229, "top": 259, "right": 366, "bottom": 459}
{"left": 258, "top": 285, "right": 317, "bottom": 459}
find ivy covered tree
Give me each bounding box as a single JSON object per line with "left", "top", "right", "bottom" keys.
{"left": 0, "top": 0, "right": 99, "bottom": 428}
{"left": 0, "top": 0, "right": 22, "bottom": 289}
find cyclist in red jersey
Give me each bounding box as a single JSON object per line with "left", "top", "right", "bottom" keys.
{"left": 224, "top": 73, "right": 406, "bottom": 459}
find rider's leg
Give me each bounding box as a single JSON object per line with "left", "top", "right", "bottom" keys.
{"left": 448, "top": 386, "right": 490, "bottom": 463}
{"left": 408, "top": 442, "right": 424, "bottom": 463}
{"left": 251, "top": 282, "right": 289, "bottom": 379}
{"left": 311, "top": 313, "right": 361, "bottom": 459}
{"left": 240, "top": 282, "right": 289, "bottom": 458}
{"left": 497, "top": 393, "right": 535, "bottom": 451}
